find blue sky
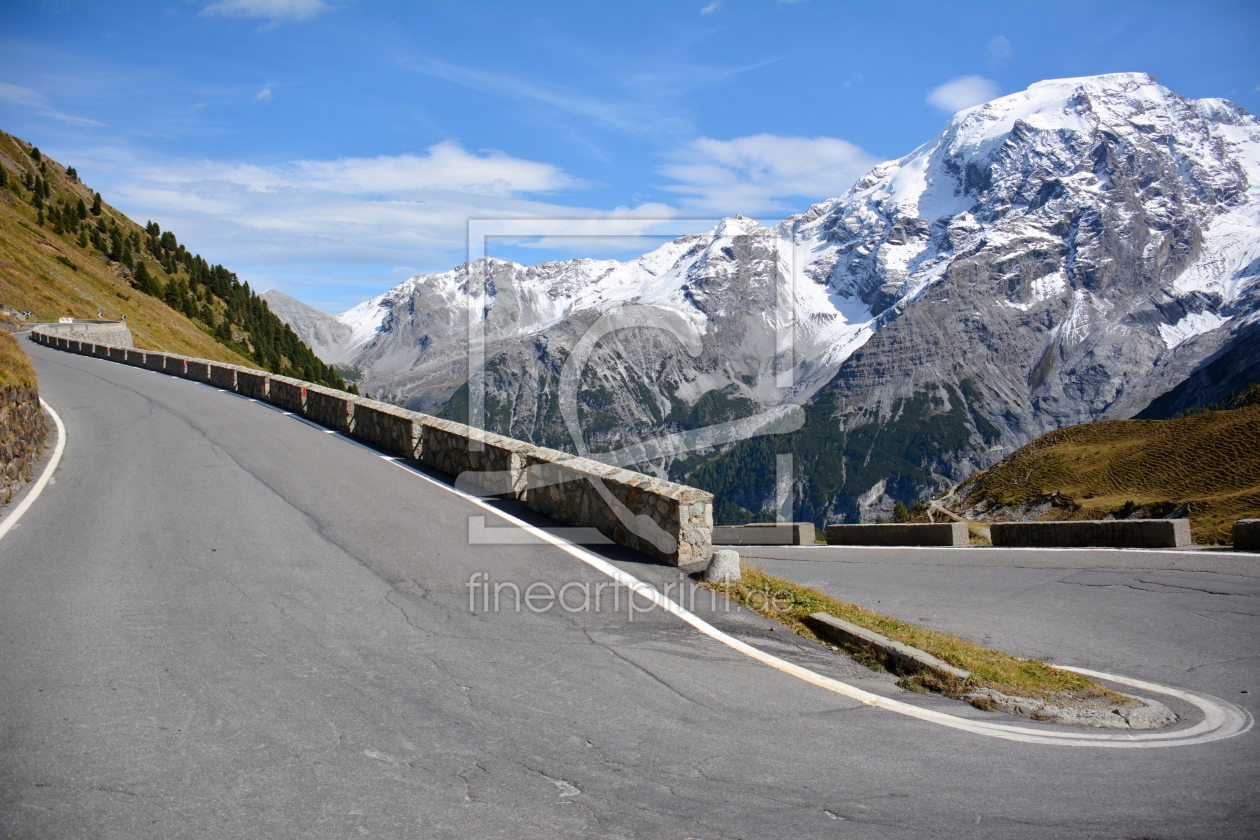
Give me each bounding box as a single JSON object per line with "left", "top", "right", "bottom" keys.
{"left": 2, "top": 0, "right": 1258, "bottom": 312}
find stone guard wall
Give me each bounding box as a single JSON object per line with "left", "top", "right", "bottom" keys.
{"left": 28, "top": 328, "right": 714, "bottom": 565}
{"left": 0, "top": 386, "right": 47, "bottom": 506}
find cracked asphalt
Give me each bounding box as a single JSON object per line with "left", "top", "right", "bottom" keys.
{"left": 2, "top": 341, "right": 1257, "bottom": 839}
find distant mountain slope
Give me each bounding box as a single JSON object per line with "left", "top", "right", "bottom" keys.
{"left": 938, "top": 395, "right": 1260, "bottom": 544}
{"left": 271, "top": 73, "right": 1260, "bottom": 524}
{"left": 260, "top": 289, "right": 355, "bottom": 363}
{"left": 0, "top": 130, "right": 345, "bottom": 388}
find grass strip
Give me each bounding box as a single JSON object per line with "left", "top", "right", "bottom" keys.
{"left": 707, "top": 564, "right": 1119, "bottom": 702}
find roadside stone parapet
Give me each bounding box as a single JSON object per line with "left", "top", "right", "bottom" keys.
{"left": 353, "top": 398, "right": 423, "bottom": 459}
{"left": 990, "top": 519, "right": 1192, "bottom": 548}
{"left": 714, "top": 523, "right": 814, "bottom": 546}
{"left": 29, "top": 333, "right": 717, "bottom": 565}
{"left": 208, "top": 362, "right": 238, "bottom": 390}
{"left": 234, "top": 368, "right": 270, "bottom": 401}
{"left": 266, "top": 375, "right": 307, "bottom": 414}
{"left": 304, "top": 385, "right": 353, "bottom": 433}
{"left": 1234, "top": 520, "right": 1260, "bottom": 551}
{"left": 826, "top": 522, "right": 968, "bottom": 547}
{"left": 30, "top": 320, "right": 133, "bottom": 348}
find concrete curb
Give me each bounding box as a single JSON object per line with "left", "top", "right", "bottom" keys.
{"left": 803, "top": 612, "right": 971, "bottom": 683}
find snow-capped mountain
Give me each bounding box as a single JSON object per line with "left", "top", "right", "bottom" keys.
{"left": 271, "top": 73, "right": 1260, "bottom": 523}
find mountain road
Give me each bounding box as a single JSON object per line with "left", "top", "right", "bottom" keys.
{"left": 1, "top": 340, "right": 1256, "bottom": 839}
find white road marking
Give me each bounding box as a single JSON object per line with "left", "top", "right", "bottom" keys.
{"left": 0, "top": 399, "right": 67, "bottom": 545}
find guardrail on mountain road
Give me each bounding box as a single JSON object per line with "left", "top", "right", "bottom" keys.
{"left": 27, "top": 328, "right": 714, "bottom": 566}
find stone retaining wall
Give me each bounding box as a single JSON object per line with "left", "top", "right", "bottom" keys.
{"left": 27, "top": 329, "right": 716, "bottom": 565}
{"left": 990, "top": 519, "right": 1192, "bottom": 548}
{"left": 0, "top": 386, "right": 47, "bottom": 506}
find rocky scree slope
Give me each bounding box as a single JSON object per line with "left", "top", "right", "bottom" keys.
{"left": 273, "top": 73, "right": 1260, "bottom": 524}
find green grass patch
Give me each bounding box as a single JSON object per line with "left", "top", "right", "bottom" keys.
{"left": 951, "top": 405, "right": 1260, "bottom": 544}
{"left": 708, "top": 564, "right": 1109, "bottom": 701}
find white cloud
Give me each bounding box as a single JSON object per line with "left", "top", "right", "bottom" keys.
{"left": 700, "top": 1, "right": 720, "bottom": 13}
{"left": 659, "top": 134, "right": 881, "bottom": 215}
{"left": 984, "top": 36, "right": 1013, "bottom": 67}
{"left": 201, "top": 0, "right": 329, "bottom": 23}
{"left": 926, "top": 75, "right": 1000, "bottom": 113}
{"left": 255, "top": 88, "right": 274, "bottom": 101}
{"left": 0, "top": 80, "right": 105, "bottom": 126}
{"left": 66, "top": 142, "right": 680, "bottom": 309}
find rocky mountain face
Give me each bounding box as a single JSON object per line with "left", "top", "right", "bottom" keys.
{"left": 260, "top": 290, "right": 354, "bottom": 363}
{"left": 272, "top": 73, "right": 1260, "bottom": 524}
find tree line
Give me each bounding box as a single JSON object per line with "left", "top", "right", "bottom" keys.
{"left": 1, "top": 145, "right": 348, "bottom": 391}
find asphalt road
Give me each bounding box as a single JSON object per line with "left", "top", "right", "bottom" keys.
{"left": 1, "top": 339, "right": 1257, "bottom": 839}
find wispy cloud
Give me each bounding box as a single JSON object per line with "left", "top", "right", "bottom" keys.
{"left": 254, "top": 87, "right": 274, "bottom": 102}
{"left": 201, "top": 0, "right": 330, "bottom": 23}
{"left": 410, "top": 56, "right": 780, "bottom": 140}
{"left": 659, "top": 133, "right": 881, "bottom": 215}
{"left": 66, "top": 142, "right": 683, "bottom": 308}
{"left": 985, "top": 36, "right": 1013, "bottom": 68}
{"left": 927, "top": 75, "right": 1000, "bottom": 113}
{"left": 411, "top": 59, "right": 693, "bottom": 137}
{"left": 700, "top": 2, "right": 720, "bottom": 13}
{"left": 0, "top": 80, "right": 104, "bottom": 126}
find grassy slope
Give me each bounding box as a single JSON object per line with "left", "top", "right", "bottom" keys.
{"left": 0, "top": 329, "right": 37, "bottom": 390}
{"left": 0, "top": 134, "right": 252, "bottom": 364}
{"left": 0, "top": 129, "right": 346, "bottom": 393}
{"left": 948, "top": 397, "right": 1260, "bottom": 544}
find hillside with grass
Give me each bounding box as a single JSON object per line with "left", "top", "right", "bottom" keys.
{"left": 0, "top": 130, "right": 345, "bottom": 388}
{"left": 942, "top": 389, "right": 1260, "bottom": 544}
{"left": 0, "top": 327, "right": 47, "bottom": 505}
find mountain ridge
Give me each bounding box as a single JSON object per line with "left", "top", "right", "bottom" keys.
{"left": 270, "top": 73, "right": 1260, "bottom": 524}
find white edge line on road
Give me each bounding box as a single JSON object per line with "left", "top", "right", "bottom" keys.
{"left": 207, "top": 385, "right": 1257, "bottom": 748}
{"left": 0, "top": 398, "right": 67, "bottom": 544}
{"left": 737, "top": 545, "right": 1260, "bottom": 559}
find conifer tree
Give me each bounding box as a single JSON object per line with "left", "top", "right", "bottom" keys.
{"left": 91, "top": 192, "right": 102, "bottom": 216}
{"left": 77, "top": 198, "right": 87, "bottom": 219}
